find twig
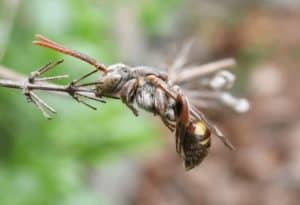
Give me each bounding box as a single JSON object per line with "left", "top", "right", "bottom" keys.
{"left": 0, "top": 79, "right": 90, "bottom": 93}
{"left": 35, "top": 75, "right": 69, "bottom": 82}
{"left": 30, "top": 92, "right": 56, "bottom": 114}
{"left": 71, "top": 69, "right": 98, "bottom": 85}
{"left": 29, "top": 60, "right": 64, "bottom": 81}
{"left": 0, "top": 61, "right": 105, "bottom": 118}
{"left": 169, "top": 39, "right": 194, "bottom": 78}
{"left": 174, "top": 58, "right": 236, "bottom": 83}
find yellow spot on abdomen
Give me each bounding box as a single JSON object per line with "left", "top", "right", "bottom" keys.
{"left": 194, "top": 121, "right": 207, "bottom": 136}
{"left": 199, "top": 138, "right": 210, "bottom": 145}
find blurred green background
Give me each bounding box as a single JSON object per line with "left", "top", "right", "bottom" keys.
{"left": 1, "top": 0, "right": 300, "bottom": 205}
{"left": 0, "top": 0, "right": 181, "bottom": 204}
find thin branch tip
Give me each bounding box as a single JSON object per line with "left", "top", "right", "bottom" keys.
{"left": 0, "top": 60, "right": 105, "bottom": 119}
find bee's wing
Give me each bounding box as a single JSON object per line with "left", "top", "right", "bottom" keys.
{"left": 175, "top": 122, "right": 186, "bottom": 155}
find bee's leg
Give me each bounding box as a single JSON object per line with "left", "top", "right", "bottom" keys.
{"left": 154, "top": 88, "right": 167, "bottom": 115}
{"left": 161, "top": 118, "right": 176, "bottom": 132}
{"left": 147, "top": 75, "right": 181, "bottom": 131}
{"left": 153, "top": 88, "right": 174, "bottom": 131}
{"left": 146, "top": 75, "right": 191, "bottom": 124}
{"left": 120, "top": 79, "right": 139, "bottom": 116}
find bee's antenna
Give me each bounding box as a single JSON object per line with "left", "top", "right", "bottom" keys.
{"left": 33, "top": 34, "right": 107, "bottom": 72}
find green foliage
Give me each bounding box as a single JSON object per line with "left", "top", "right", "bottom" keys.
{"left": 0, "top": 0, "right": 177, "bottom": 204}
{"left": 139, "top": 0, "right": 180, "bottom": 36}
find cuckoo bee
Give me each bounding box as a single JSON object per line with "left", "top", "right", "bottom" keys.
{"left": 33, "top": 35, "right": 235, "bottom": 170}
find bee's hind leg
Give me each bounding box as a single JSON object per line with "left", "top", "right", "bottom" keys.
{"left": 120, "top": 79, "right": 139, "bottom": 116}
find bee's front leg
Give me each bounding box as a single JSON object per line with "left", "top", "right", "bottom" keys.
{"left": 120, "top": 79, "right": 139, "bottom": 116}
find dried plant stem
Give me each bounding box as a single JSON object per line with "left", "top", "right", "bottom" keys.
{"left": 0, "top": 62, "right": 105, "bottom": 119}
{"left": 0, "top": 78, "right": 92, "bottom": 93}
{"left": 174, "top": 58, "right": 236, "bottom": 83}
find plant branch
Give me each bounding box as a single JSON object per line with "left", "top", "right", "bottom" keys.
{"left": 174, "top": 58, "right": 236, "bottom": 83}
{"left": 0, "top": 61, "right": 105, "bottom": 119}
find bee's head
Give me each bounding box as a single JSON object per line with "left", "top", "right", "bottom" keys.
{"left": 96, "top": 64, "right": 131, "bottom": 96}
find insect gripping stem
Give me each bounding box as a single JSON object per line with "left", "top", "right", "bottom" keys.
{"left": 33, "top": 34, "right": 107, "bottom": 72}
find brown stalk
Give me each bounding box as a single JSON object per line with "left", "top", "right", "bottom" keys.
{"left": 0, "top": 61, "right": 105, "bottom": 119}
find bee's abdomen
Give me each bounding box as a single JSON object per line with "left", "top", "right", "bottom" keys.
{"left": 183, "top": 121, "right": 211, "bottom": 170}
{"left": 194, "top": 121, "right": 211, "bottom": 148}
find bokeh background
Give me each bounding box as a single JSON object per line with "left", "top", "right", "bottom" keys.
{"left": 1, "top": 0, "right": 300, "bottom": 205}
